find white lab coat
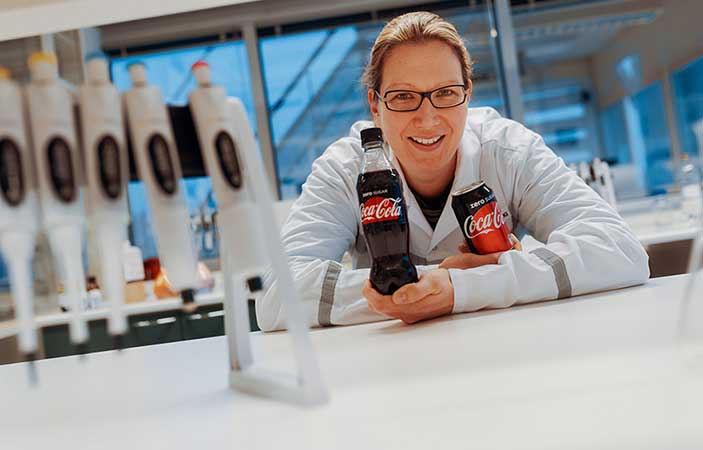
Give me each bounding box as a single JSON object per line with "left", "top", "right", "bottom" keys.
{"left": 257, "top": 107, "right": 649, "bottom": 332}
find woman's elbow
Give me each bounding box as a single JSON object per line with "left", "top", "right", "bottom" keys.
{"left": 622, "top": 241, "right": 651, "bottom": 285}
{"left": 255, "top": 282, "right": 285, "bottom": 332}
{"left": 634, "top": 244, "right": 651, "bottom": 282}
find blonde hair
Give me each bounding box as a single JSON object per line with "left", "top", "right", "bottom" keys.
{"left": 361, "top": 11, "right": 473, "bottom": 94}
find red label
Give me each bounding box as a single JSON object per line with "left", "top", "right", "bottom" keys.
{"left": 463, "top": 203, "right": 511, "bottom": 254}
{"left": 360, "top": 196, "right": 402, "bottom": 225}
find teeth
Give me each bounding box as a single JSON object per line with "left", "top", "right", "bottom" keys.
{"left": 410, "top": 136, "right": 441, "bottom": 145}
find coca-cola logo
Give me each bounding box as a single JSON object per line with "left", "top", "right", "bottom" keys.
{"left": 360, "top": 196, "right": 402, "bottom": 224}
{"left": 464, "top": 204, "right": 506, "bottom": 239}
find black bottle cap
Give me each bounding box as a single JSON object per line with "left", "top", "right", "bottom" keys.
{"left": 360, "top": 127, "right": 383, "bottom": 147}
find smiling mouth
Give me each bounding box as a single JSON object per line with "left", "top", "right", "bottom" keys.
{"left": 409, "top": 135, "right": 445, "bottom": 146}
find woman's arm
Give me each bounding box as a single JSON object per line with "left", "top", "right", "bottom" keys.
{"left": 448, "top": 133, "right": 650, "bottom": 313}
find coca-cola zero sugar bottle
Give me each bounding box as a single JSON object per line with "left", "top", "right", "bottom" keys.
{"left": 357, "top": 127, "right": 418, "bottom": 295}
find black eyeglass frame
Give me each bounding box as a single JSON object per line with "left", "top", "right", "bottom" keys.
{"left": 374, "top": 84, "right": 469, "bottom": 112}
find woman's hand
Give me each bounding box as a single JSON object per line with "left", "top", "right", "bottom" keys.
{"left": 438, "top": 234, "right": 522, "bottom": 270}
{"left": 363, "top": 269, "right": 454, "bottom": 324}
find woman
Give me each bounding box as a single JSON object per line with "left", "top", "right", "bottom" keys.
{"left": 257, "top": 11, "right": 649, "bottom": 332}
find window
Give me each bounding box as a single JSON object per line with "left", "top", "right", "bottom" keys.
{"left": 600, "top": 82, "right": 674, "bottom": 197}
{"left": 522, "top": 82, "right": 595, "bottom": 164}
{"left": 507, "top": 0, "right": 703, "bottom": 198}
{"left": 260, "top": 25, "right": 379, "bottom": 199}
{"left": 600, "top": 102, "right": 630, "bottom": 165}
{"left": 259, "top": 6, "right": 503, "bottom": 199}
{"left": 601, "top": 81, "right": 674, "bottom": 197}
{"left": 0, "top": 255, "right": 7, "bottom": 292}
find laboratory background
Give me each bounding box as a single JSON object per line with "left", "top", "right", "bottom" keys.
{"left": 1, "top": 0, "right": 703, "bottom": 448}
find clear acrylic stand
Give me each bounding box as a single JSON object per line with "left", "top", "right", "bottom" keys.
{"left": 216, "top": 99, "right": 327, "bottom": 406}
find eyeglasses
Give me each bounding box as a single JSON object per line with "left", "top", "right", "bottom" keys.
{"left": 375, "top": 84, "right": 468, "bottom": 112}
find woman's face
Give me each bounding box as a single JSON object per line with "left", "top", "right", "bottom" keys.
{"left": 368, "top": 40, "right": 471, "bottom": 179}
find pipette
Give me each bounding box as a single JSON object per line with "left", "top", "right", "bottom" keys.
{"left": 25, "top": 52, "right": 89, "bottom": 353}
{"left": 123, "top": 62, "right": 199, "bottom": 309}
{"left": 77, "top": 54, "right": 130, "bottom": 349}
{"left": 0, "top": 66, "right": 40, "bottom": 382}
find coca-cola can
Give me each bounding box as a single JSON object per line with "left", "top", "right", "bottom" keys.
{"left": 451, "top": 181, "right": 512, "bottom": 255}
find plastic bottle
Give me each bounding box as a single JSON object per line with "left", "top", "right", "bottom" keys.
{"left": 356, "top": 127, "right": 418, "bottom": 295}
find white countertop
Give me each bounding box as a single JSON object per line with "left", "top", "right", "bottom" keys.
{"left": 622, "top": 209, "right": 700, "bottom": 246}
{"left": 2, "top": 274, "right": 703, "bottom": 449}
{"left": 618, "top": 196, "right": 701, "bottom": 246}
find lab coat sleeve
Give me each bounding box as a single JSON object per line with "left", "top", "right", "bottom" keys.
{"left": 449, "top": 134, "right": 650, "bottom": 313}
{"left": 256, "top": 142, "right": 410, "bottom": 332}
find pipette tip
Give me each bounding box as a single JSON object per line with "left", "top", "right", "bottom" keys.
{"left": 75, "top": 343, "right": 88, "bottom": 359}
{"left": 26, "top": 353, "right": 38, "bottom": 387}
{"left": 112, "top": 334, "right": 125, "bottom": 351}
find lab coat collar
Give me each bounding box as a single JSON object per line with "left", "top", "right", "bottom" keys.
{"left": 387, "top": 148, "right": 434, "bottom": 241}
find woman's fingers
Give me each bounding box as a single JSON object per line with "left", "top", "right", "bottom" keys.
{"left": 363, "top": 280, "right": 388, "bottom": 314}
{"left": 510, "top": 234, "right": 523, "bottom": 251}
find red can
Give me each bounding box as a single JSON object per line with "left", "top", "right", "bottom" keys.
{"left": 451, "top": 181, "right": 512, "bottom": 255}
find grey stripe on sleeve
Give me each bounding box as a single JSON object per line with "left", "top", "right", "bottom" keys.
{"left": 530, "top": 247, "right": 572, "bottom": 299}
{"left": 318, "top": 261, "right": 342, "bottom": 327}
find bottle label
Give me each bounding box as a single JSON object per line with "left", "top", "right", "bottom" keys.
{"left": 0, "top": 138, "right": 25, "bottom": 206}
{"left": 360, "top": 196, "right": 402, "bottom": 224}
{"left": 47, "top": 136, "right": 76, "bottom": 203}
{"left": 97, "top": 135, "right": 123, "bottom": 200}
